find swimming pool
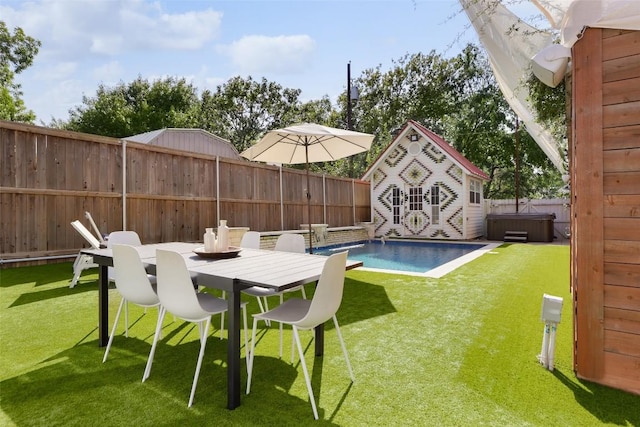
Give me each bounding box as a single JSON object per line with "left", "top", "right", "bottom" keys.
{"left": 314, "top": 240, "right": 499, "bottom": 278}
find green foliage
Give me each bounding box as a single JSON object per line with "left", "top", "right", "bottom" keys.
{"left": 0, "top": 21, "right": 40, "bottom": 122}
{"left": 527, "top": 72, "right": 568, "bottom": 162}
{"left": 197, "top": 76, "right": 303, "bottom": 152}
{"left": 346, "top": 44, "right": 563, "bottom": 197}
{"left": 57, "top": 42, "right": 565, "bottom": 197}
{"left": 65, "top": 76, "right": 200, "bottom": 138}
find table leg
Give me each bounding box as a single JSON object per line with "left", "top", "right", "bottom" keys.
{"left": 98, "top": 264, "right": 109, "bottom": 347}
{"left": 314, "top": 323, "right": 324, "bottom": 357}
{"left": 226, "top": 283, "right": 241, "bottom": 410}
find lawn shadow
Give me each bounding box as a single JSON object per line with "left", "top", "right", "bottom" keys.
{"left": 2, "top": 333, "right": 344, "bottom": 425}
{"left": 9, "top": 281, "right": 97, "bottom": 308}
{"left": 333, "top": 277, "right": 396, "bottom": 327}
{"left": 0, "top": 261, "right": 82, "bottom": 288}
{"left": 553, "top": 368, "right": 640, "bottom": 426}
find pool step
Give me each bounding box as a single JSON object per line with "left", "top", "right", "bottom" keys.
{"left": 504, "top": 230, "right": 528, "bottom": 243}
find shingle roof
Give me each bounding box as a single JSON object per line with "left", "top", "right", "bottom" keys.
{"left": 361, "top": 120, "right": 490, "bottom": 181}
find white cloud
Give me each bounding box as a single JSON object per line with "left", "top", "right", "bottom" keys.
{"left": 221, "top": 35, "right": 316, "bottom": 74}
{"left": 1, "top": 1, "right": 223, "bottom": 59}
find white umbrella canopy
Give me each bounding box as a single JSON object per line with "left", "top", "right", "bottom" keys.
{"left": 240, "top": 123, "right": 374, "bottom": 164}
{"left": 240, "top": 123, "right": 374, "bottom": 253}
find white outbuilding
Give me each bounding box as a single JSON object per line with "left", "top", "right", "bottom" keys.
{"left": 362, "top": 120, "right": 490, "bottom": 240}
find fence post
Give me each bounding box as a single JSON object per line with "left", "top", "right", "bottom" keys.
{"left": 216, "top": 156, "right": 220, "bottom": 223}
{"left": 323, "top": 174, "right": 327, "bottom": 225}
{"left": 280, "top": 165, "right": 284, "bottom": 230}
{"left": 122, "top": 139, "right": 127, "bottom": 231}
{"left": 352, "top": 179, "right": 356, "bottom": 226}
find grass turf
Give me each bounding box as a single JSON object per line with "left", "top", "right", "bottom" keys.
{"left": 1, "top": 243, "right": 638, "bottom": 426}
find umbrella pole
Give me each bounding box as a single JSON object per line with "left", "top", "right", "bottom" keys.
{"left": 305, "top": 142, "right": 313, "bottom": 253}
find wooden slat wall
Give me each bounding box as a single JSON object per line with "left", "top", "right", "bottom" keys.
{"left": 572, "top": 28, "right": 640, "bottom": 395}
{"left": 1, "top": 121, "right": 371, "bottom": 265}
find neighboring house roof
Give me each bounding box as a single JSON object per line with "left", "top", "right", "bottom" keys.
{"left": 123, "top": 128, "right": 240, "bottom": 159}
{"left": 361, "top": 120, "right": 490, "bottom": 181}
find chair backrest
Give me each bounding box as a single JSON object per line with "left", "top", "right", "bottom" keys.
{"left": 155, "top": 249, "right": 211, "bottom": 322}
{"left": 294, "top": 251, "right": 348, "bottom": 329}
{"left": 71, "top": 220, "right": 101, "bottom": 249}
{"left": 240, "top": 231, "right": 261, "bottom": 249}
{"left": 274, "top": 233, "right": 305, "bottom": 254}
{"left": 112, "top": 244, "right": 158, "bottom": 306}
{"left": 107, "top": 231, "right": 142, "bottom": 247}
{"left": 107, "top": 231, "right": 143, "bottom": 281}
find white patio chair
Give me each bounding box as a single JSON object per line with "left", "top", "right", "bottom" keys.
{"left": 106, "top": 231, "right": 143, "bottom": 283}
{"left": 143, "top": 249, "right": 249, "bottom": 407}
{"left": 242, "top": 233, "right": 307, "bottom": 357}
{"left": 69, "top": 220, "right": 102, "bottom": 288}
{"left": 219, "top": 230, "right": 262, "bottom": 338}
{"left": 103, "top": 244, "right": 161, "bottom": 363}
{"left": 239, "top": 230, "right": 261, "bottom": 249}
{"left": 105, "top": 230, "right": 158, "bottom": 332}
{"left": 246, "top": 251, "right": 354, "bottom": 420}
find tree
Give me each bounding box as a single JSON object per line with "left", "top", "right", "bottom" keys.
{"left": 347, "top": 44, "right": 563, "bottom": 197}
{"left": 443, "top": 45, "right": 563, "bottom": 198}
{"left": 65, "top": 76, "right": 199, "bottom": 137}
{"left": 197, "top": 76, "right": 302, "bottom": 152}
{"left": 0, "top": 21, "right": 41, "bottom": 122}
{"left": 341, "top": 51, "right": 462, "bottom": 178}
{"left": 527, "top": 72, "right": 568, "bottom": 164}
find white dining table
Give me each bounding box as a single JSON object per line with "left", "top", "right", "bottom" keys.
{"left": 82, "top": 242, "right": 361, "bottom": 410}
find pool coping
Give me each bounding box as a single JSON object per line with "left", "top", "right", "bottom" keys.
{"left": 348, "top": 241, "right": 503, "bottom": 278}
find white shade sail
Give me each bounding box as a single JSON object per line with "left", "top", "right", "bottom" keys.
{"left": 461, "top": 0, "right": 565, "bottom": 172}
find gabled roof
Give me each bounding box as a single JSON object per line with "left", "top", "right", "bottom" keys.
{"left": 361, "top": 120, "right": 490, "bottom": 181}
{"left": 123, "top": 129, "right": 165, "bottom": 144}
{"left": 123, "top": 128, "right": 240, "bottom": 159}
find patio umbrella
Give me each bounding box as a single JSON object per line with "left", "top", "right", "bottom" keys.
{"left": 240, "top": 123, "right": 374, "bottom": 253}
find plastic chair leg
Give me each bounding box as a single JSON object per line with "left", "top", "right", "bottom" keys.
{"left": 246, "top": 317, "right": 260, "bottom": 394}
{"left": 142, "top": 306, "right": 166, "bottom": 382}
{"left": 188, "top": 318, "right": 211, "bottom": 407}
{"left": 293, "top": 326, "right": 319, "bottom": 420}
{"left": 333, "top": 315, "right": 355, "bottom": 382}
{"left": 103, "top": 297, "right": 126, "bottom": 362}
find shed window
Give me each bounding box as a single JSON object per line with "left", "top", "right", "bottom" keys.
{"left": 431, "top": 185, "right": 440, "bottom": 225}
{"left": 408, "top": 187, "right": 423, "bottom": 211}
{"left": 470, "top": 179, "right": 481, "bottom": 204}
{"left": 392, "top": 187, "right": 401, "bottom": 225}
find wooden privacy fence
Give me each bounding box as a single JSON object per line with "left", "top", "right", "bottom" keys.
{"left": 1, "top": 121, "right": 371, "bottom": 265}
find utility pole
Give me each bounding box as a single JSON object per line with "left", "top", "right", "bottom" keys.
{"left": 515, "top": 117, "right": 520, "bottom": 213}
{"left": 347, "top": 62, "right": 353, "bottom": 131}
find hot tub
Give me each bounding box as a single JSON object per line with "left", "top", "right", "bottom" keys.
{"left": 486, "top": 213, "right": 555, "bottom": 242}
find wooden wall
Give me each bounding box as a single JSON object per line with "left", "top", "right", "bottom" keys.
{"left": 572, "top": 28, "right": 640, "bottom": 395}
{"left": 1, "top": 122, "right": 371, "bottom": 265}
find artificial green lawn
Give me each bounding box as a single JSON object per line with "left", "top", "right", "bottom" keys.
{"left": 1, "top": 243, "right": 638, "bottom": 426}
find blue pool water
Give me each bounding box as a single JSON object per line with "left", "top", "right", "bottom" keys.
{"left": 314, "top": 240, "right": 486, "bottom": 273}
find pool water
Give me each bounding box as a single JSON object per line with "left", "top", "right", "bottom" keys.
{"left": 314, "top": 240, "right": 487, "bottom": 273}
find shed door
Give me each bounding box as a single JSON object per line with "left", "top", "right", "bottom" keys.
{"left": 404, "top": 185, "right": 427, "bottom": 236}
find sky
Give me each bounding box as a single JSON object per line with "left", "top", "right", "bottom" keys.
{"left": 2, "top": 0, "right": 544, "bottom": 124}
